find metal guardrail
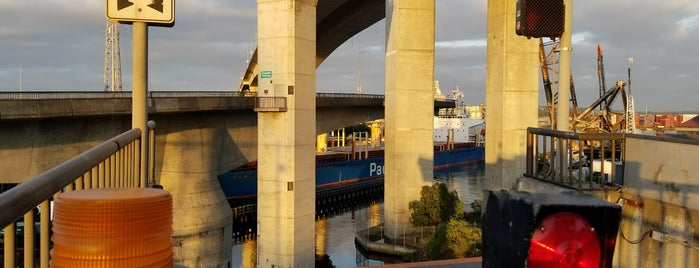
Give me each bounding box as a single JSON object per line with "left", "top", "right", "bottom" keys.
{"left": 0, "top": 121, "right": 156, "bottom": 268}
{"left": 254, "top": 96, "right": 288, "bottom": 112}
{"left": 524, "top": 127, "right": 626, "bottom": 190}
{"left": 0, "top": 91, "right": 385, "bottom": 100}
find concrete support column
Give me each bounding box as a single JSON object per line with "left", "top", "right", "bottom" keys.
{"left": 383, "top": 0, "right": 435, "bottom": 239}
{"left": 157, "top": 125, "right": 233, "bottom": 267}
{"left": 256, "top": 0, "right": 317, "bottom": 266}
{"left": 484, "top": 0, "right": 540, "bottom": 189}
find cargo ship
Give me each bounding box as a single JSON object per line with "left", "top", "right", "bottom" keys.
{"left": 218, "top": 99, "right": 486, "bottom": 207}
{"left": 218, "top": 144, "right": 484, "bottom": 207}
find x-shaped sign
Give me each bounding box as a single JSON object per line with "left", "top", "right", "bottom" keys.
{"left": 117, "top": 0, "right": 164, "bottom": 13}
{"left": 106, "top": 0, "right": 174, "bottom": 24}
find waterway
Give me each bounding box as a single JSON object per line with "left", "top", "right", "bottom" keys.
{"left": 231, "top": 161, "right": 485, "bottom": 267}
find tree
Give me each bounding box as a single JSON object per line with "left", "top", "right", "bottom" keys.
{"left": 409, "top": 183, "right": 463, "bottom": 227}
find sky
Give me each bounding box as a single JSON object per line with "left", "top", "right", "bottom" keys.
{"left": 0, "top": 0, "right": 698, "bottom": 112}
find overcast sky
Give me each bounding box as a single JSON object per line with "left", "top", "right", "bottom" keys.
{"left": 0, "top": 0, "right": 697, "bottom": 112}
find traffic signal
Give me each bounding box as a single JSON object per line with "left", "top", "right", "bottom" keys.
{"left": 516, "top": 0, "right": 565, "bottom": 38}
{"left": 482, "top": 190, "right": 621, "bottom": 268}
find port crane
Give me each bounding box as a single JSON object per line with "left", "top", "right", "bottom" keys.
{"left": 539, "top": 38, "right": 579, "bottom": 130}
{"left": 539, "top": 40, "right": 634, "bottom": 133}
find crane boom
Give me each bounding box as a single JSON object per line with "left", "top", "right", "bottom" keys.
{"left": 597, "top": 44, "right": 607, "bottom": 109}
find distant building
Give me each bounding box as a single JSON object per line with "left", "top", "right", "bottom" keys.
{"left": 676, "top": 116, "right": 699, "bottom": 136}
{"left": 635, "top": 113, "right": 685, "bottom": 129}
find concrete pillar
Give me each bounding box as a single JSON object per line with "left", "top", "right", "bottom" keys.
{"left": 158, "top": 126, "right": 233, "bottom": 268}
{"left": 256, "top": 0, "right": 317, "bottom": 267}
{"left": 484, "top": 0, "right": 539, "bottom": 189}
{"left": 383, "top": 0, "right": 435, "bottom": 240}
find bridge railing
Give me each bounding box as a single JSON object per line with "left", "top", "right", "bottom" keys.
{"left": 0, "top": 121, "right": 156, "bottom": 268}
{"left": 524, "top": 127, "right": 626, "bottom": 191}
{"left": 0, "top": 91, "right": 385, "bottom": 100}
{"left": 0, "top": 91, "right": 254, "bottom": 99}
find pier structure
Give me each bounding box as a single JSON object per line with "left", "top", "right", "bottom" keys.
{"left": 484, "top": 0, "right": 540, "bottom": 189}
{"left": 383, "top": 0, "right": 436, "bottom": 241}
{"left": 255, "top": 0, "right": 318, "bottom": 266}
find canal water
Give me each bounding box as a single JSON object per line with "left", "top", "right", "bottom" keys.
{"left": 231, "top": 161, "right": 485, "bottom": 267}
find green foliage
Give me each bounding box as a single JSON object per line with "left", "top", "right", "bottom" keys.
{"left": 418, "top": 199, "right": 483, "bottom": 260}
{"left": 462, "top": 199, "right": 482, "bottom": 226}
{"left": 409, "top": 183, "right": 463, "bottom": 227}
{"left": 409, "top": 184, "right": 483, "bottom": 260}
{"left": 444, "top": 219, "right": 482, "bottom": 258}
{"left": 425, "top": 218, "right": 482, "bottom": 259}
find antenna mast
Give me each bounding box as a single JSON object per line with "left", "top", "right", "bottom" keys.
{"left": 625, "top": 58, "right": 636, "bottom": 133}
{"left": 104, "top": 21, "right": 122, "bottom": 91}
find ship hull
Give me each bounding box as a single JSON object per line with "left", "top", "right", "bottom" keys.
{"left": 218, "top": 146, "right": 484, "bottom": 207}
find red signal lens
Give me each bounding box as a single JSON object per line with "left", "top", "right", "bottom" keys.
{"left": 527, "top": 212, "right": 601, "bottom": 268}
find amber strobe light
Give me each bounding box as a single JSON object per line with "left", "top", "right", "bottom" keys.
{"left": 482, "top": 190, "right": 621, "bottom": 268}
{"left": 51, "top": 188, "right": 173, "bottom": 268}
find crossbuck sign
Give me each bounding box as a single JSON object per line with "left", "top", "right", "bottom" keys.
{"left": 106, "top": 0, "right": 174, "bottom": 24}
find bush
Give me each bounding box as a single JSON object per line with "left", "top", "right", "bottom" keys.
{"left": 409, "top": 184, "right": 483, "bottom": 260}
{"left": 462, "top": 199, "right": 482, "bottom": 226}
{"left": 409, "top": 183, "right": 463, "bottom": 226}
{"left": 425, "top": 219, "right": 482, "bottom": 259}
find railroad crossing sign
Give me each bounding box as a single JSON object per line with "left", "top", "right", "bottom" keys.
{"left": 106, "top": 0, "right": 174, "bottom": 24}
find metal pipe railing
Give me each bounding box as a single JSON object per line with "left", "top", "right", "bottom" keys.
{"left": 0, "top": 91, "right": 386, "bottom": 100}
{"left": 1, "top": 121, "right": 156, "bottom": 268}
{"left": 524, "top": 127, "right": 626, "bottom": 191}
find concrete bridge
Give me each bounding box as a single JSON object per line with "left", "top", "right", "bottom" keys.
{"left": 0, "top": 91, "right": 386, "bottom": 182}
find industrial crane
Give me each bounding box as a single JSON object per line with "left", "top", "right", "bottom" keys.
{"left": 539, "top": 40, "right": 634, "bottom": 133}
{"left": 538, "top": 38, "right": 579, "bottom": 130}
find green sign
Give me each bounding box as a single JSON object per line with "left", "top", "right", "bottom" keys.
{"left": 261, "top": 71, "right": 272, "bottom": 79}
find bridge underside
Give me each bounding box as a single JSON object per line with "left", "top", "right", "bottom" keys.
{"left": 0, "top": 105, "right": 382, "bottom": 183}
{"left": 240, "top": 0, "right": 384, "bottom": 91}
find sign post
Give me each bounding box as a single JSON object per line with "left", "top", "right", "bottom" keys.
{"left": 105, "top": 0, "right": 175, "bottom": 185}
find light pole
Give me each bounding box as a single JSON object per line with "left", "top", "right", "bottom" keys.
{"left": 357, "top": 51, "right": 365, "bottom": 94}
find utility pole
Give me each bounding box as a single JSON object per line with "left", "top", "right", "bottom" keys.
{"left": 557, "top": 0, "right": 572, "bottom": 132}
{"left": 557, "top": 0, "right": 573, "bottom": 177}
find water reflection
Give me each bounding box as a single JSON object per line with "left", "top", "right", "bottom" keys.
{"left": 231, "top": 162, "right": 484, "bottom": 267}
{"left": 316, "top": 218, "right": 327, "bottom": 257}
{"left": 240, "top": 239, "right": 256, "bottom": 268}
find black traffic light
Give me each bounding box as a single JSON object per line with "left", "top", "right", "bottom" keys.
{"left": 516, "top": 0, "right": 565, "bottom": 38}
{"left": 482, "top": 190, "right": 621, "bottom": 268}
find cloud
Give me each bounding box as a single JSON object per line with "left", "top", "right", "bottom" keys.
{"left": 0, "top": 0, "right": 697, "bottom": 111}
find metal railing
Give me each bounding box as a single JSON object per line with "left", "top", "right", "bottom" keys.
{"left": 254, "top": 96, "right": 288, "bottom": 112}
{"left": 0, "top": 91, "right": 385, "bottom": 100}
{"left": 524, "top": 127, "right": 626, "bottom": 191}
{"left": 0, "top": 121, "right": 156, "bottom": 268}
{"left": 0, "top": 91, "right": 255, "bottom": 99}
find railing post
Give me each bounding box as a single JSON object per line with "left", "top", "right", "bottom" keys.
{"left": 4, "top": 223, "right": 15, "bottom": 267}
{"left": 40, "top": 200, "right": 50, "bottom": 268}
{"left": 577, "top": 138, "right": 583, "bottom": 189}
{"left": 526, "top": 131, "right": 533, "bottom": 176}
{"left": 611, "top": 139, "right": 616, "bottom": 185}
{"left": 148, "top": 121, "right": 157, "bottom": 187}
{"left": 24, "top": 210, "right": 34, "bottom": 268}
